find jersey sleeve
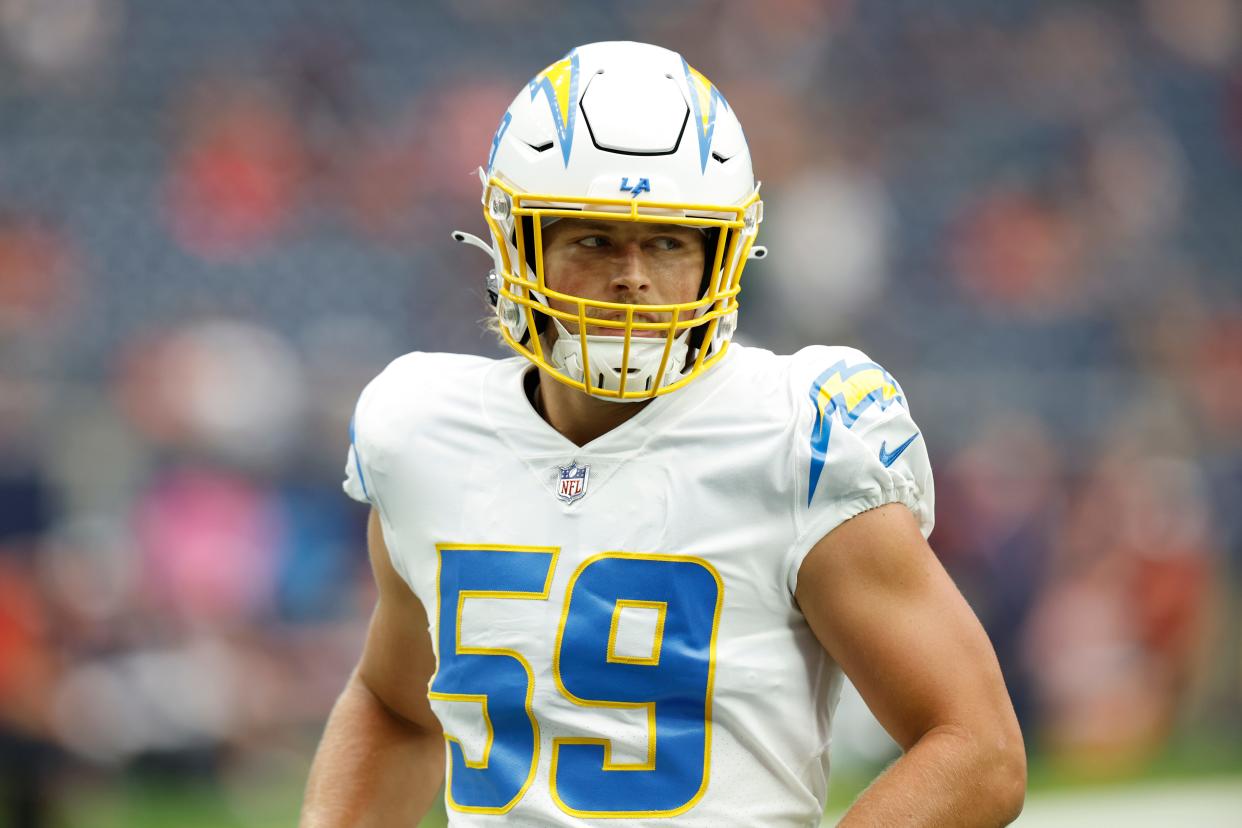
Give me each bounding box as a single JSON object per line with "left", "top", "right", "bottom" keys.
{"left": 341, "top": 352, "right": 421, "bottom": 509}
{"left": 342, "top": 426, "right": 371, "bottom": 505}
{"left": 784, "top": 345, "right": 936, "bottom": 594}
{"left": 340, "top": 353, "right": 430, "bottom": 585}
{"left": 342, "top": 371, "right": 385, "bottom": 506}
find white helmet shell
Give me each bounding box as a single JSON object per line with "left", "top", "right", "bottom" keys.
{"left": 488, "top": 41, "right": 754, "bottom": 209}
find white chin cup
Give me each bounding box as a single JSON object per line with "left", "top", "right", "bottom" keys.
{"left": 548, "top": 318, "right": 689, "bottom": 399}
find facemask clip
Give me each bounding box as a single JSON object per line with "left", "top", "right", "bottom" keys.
{"left": 451, "top": 230, "right": 495, "bottom": 257}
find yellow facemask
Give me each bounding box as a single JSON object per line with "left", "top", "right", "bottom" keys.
{"left": 482, "top": 176, "right": 764, "bottom": 401}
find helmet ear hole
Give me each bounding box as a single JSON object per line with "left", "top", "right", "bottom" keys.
{"left": 698, "top": 227, "right": 723, "bottom": 298}
{"left": 688, "top": 227, "right": 726, "bottom": 355}
{"left": 519, "top": 216, "right": 538, "bottom": 274}
{"left": 509, "top": 216, "right": 550, "bottom": 337}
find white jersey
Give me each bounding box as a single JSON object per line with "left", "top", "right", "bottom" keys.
{"left": 342, "top": 343, "right": 933, "bottom": 827}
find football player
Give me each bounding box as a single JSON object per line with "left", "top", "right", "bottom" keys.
{"left": 301, "top": 41, "right": 1025, "bottom": 827}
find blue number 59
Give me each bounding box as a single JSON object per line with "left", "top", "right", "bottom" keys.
{"left": 430, "top": 547, "right": 723, "bottom": 818}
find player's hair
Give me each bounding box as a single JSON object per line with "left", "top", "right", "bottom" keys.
{"left": 480, "top": 306, "right": 503, "bottom": 343}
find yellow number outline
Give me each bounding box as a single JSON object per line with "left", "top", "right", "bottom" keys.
{"left": 607, "top": 599, "right": 668, "bottom": 666}
{"left": 549, "top": 551, "right": 724, "bottom": 819}
{"left": 428, "top": 543, "right": 560, "bottom": 815}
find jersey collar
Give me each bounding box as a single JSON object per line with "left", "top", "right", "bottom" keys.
{"left": 482, "top": 345, "right": 741, "bottom": 463}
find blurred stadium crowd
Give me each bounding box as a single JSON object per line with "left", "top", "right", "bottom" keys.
{"left": 1, "top": 0, "right": 1240, "bottom": 824}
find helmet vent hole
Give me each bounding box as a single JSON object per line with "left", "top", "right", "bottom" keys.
{"left": 598, "top": 373, "right": 606, "bottom": 388}
{"left": 664, "top": 73, "right": 674, "bottom": 79}
{"left": 645, "top": 377, "right": 653, "bottom": 390}
{"left": 525, "top": 140, "right": 553, "bottom": 153}
{"left": 711, "top": 151, "right": 732, "bottom": 164}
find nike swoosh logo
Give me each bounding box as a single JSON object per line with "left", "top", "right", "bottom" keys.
{"left": 879, "top": 432, "right": 920, "bottom": 467}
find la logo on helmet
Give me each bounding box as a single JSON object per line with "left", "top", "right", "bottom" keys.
{"left": 619, "top": 177, "right": 651, "bottom": 196}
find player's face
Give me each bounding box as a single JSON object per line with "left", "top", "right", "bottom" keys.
{"left": 540, "top": 219, "right": 706, "bottom": 337}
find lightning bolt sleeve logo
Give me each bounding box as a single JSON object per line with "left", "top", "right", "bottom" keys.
{"left": 806, "top": 361, "right": 906, "bottom": 505}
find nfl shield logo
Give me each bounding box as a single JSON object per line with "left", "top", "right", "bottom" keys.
{"left": 557, "top": 461, "right": 590, "bottom": 504}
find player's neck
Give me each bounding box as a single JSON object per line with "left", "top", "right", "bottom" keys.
{"left": 532, "top": 369, "right": 652, "bottom": 446}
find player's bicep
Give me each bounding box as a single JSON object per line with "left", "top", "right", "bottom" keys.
{"left": 355, "top": 507, "right": 441, "bottom": 735}
{"left": 795, "top": 503, "right": 1018, "bottom": 753}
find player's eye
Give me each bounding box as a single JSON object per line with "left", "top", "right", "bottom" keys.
{"left": 575, "top": 235, "right": 609, "bottom": 248}
{"left": 650, "top": 237, "right": 682, "bottom": 251}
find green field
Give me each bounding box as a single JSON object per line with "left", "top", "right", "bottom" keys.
{"left": 51, "top": 743, "right": 1242, "bottom": 828}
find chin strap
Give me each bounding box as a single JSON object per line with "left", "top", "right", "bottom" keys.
{"left": 547, "top": 318, "right": 690, "bottom": 401}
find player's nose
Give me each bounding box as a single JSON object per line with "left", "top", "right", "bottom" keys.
{"left": 610, "top": 244, "right": 651, "bottom": 295}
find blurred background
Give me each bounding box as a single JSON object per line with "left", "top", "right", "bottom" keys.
{"left": 1, "top": 0, "right": 1239, "bottom": 825}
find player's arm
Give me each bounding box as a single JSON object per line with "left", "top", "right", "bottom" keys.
{"left": 300, "top": 508, "right": 445, "bottom": 827}
{"left": 796, "top": 502, "right": 1026, "bottom": 827}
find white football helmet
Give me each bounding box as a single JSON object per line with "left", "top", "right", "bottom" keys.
{"left": 457, "top": 41, "right": 764, "bottom": 401}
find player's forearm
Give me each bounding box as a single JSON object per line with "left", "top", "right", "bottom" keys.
{"left": 837, "top": 724, "right": 1025, "bottom": 827}
{"left": 300, "top": 673, "right": 445, "bottom": 828}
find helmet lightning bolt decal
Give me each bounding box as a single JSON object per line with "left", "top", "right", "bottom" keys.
{"left": 487, "top": 111, "right": 512, "bottom": 173}
{"left": 528, "top": 51, "right": 580, "bottom": 168}
{"left": 806, "top": 361, "right": 906, "bottom": 505}
{"left": 682, "top": 59, "right": 730, "bottom": 172}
